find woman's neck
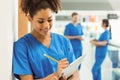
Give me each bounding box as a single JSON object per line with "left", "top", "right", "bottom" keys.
{"left": 31, "top": 30, "right": 51, "bottom": 42}
{"left": 103, "top": 26, "right": 108, "bottom": 30}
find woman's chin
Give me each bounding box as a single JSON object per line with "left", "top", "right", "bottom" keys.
{"left": 39, "top": 32, "right": 50, "bottom": 37}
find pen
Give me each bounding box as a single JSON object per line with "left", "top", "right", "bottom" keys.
{"left": 44, "top": 54, "right": 58, "bottom": 63}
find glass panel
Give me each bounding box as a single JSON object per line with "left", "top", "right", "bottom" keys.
{"left": 108, "top": 43, "right": 120, "bottom": 80}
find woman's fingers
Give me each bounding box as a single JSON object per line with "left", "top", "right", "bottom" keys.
{"left": 62, "top": 75, "right": 67, "bottom": 80}
{"left": 68, "top": 70, "right": 80, "bottom": 80}
{"left": 58, "top": 62, "right": 69, "bottom": 67}
{"left": 59, "top": 58, "right": 69, "bottom": 65}
{"left": 57, "top": 58, "right": 69, "bottom": 75}
{"left": 52, "top": 76, "right": 59, "bottom": 80}
{"left": 59, "top": 74, "right": 67, "bottom": 80}
{"left": 58, "top": 58, "right": 69, "bottom": 68}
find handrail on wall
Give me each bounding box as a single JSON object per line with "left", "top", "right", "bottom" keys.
{"left": 108, "top": 41, "right": 120, "bottom": 48}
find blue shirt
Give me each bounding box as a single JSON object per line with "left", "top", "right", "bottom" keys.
{"left": 95, "top": 30, "right": 110, "bottom": 58}
{"left": 64, "top": 23, "right": 84, "bottom": 50}
{"left": 13, "top": 33, "right": 75, "bottom": 79}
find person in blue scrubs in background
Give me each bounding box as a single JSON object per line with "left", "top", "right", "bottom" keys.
{"left": 13, "top": 0, "right": 80, "bottom": 80}
{"left": 64, "top": 12, "right": 84, "bottom": 59}
{"left": 90, "top": 19, "right": 110, "bottom": 80}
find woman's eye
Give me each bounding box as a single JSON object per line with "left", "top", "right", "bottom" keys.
{"left": 38, "top": 20, "right": 44, "bottom": 24}
{"left": 48, "top": 19, "right": 53, "bottom": 22}
{"left": 37, "top": 19, "right": 53, "bottom": 24}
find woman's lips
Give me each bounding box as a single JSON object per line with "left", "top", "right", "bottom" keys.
{"left": 40, "top": 29, "right": 49, "bottom": 34}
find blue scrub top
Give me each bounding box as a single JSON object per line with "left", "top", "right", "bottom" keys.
{"left": 64, "top": 23, "right": 84, "bottom": 50}
{"left": 95, "top": 30, "right": 110, "bottom": 58}
{"left": 13, "top": 33, "right": 75, "bottom": 79}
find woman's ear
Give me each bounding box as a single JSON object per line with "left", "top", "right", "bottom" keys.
{"left": 27, "top": 15, "right": 32, "bottom": 22}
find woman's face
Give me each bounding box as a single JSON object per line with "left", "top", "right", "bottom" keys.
{"left": 102, "top": 22, "right": 106, "bottom": 28}
{"left": 29, "top": 8, "right": 53, "bottom": 37}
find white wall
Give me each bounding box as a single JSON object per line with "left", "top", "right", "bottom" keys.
{"left": 110, "top": 19, "right": 120, "bottom": 42}
{"left": 0, "top": 0, "right": 17, "bottom": 79}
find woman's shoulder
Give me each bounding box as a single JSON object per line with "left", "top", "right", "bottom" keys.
{"left": 52, "top": 33, "right": 70, "bottom": 48}
{"left": 52, "top": 33, "right": 65, "bottom": 38}
{"left": 52, "top": 33, "right": 69, "bottom": 42}
{"left": 105, "top": 29, "right": 109, "bottom": 32}
{"left": 14, "top": 33, "right": 31, "bottom": 45}
{"left": 104, "top": 30, "right": 110, "bottom": 34}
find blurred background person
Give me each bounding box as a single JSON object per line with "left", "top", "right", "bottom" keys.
{"left": 64, "top": 12, "right": 84, "bottom": 59}
{"left": 90, "top": 19, "right": 110, "bottom": 80}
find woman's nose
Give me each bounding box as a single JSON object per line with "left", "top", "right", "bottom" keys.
{"left": 42, "top": 21, "right": 50, "bottom": 29}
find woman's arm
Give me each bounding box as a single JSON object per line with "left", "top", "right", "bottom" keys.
{"left": 20, "top": 75, "right": 33, "bottom": 80}
{"left": 19, "top": 72, "right": 59, "bottom": 80}
{"left": 90, "top": 40, "right": 108, "bottom": 46}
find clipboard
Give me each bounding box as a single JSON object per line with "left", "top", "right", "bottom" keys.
{"left": 59, "top": 54, "right": 86, "bottom": 78}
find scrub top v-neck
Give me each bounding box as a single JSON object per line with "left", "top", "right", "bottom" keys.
{"left": 13, "top": 33, "right": 75, "bottom": 79}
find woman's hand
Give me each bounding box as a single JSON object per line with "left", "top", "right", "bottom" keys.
{"left": 56, "top": 58, "right": 69, "bottom": 80}
{"left": 68, "top": 70, "right": 80, "bottom": 80}
{"left": 90, "top": 39, "right": 97, "bottom": 45}
{"left": 90, "top": 40, "right": 94, "bottom": 44}
{"left": 90, "top": 39, "right": 98, "bottom": 43}
{"left": 59, "top": 74, "right": 67, "bottom": 80}
{"left": 43, "top": 74, "right": 58, "bottom": 80}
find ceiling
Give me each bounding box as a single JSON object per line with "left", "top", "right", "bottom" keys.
{"left": 61, "top": 0, "right": 120, "bottom": 10}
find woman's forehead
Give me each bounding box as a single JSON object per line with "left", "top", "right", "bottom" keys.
{"left": 33, "top": 8, "right": 53, "bottom": 19}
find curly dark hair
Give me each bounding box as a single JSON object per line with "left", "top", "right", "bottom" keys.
{"left": 21, "top": 0, "right": 61, "bottom": 17}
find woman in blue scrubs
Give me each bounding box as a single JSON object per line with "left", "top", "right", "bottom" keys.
{"left": 64, "top": 12, "right": 84, "bottom": 59}
{"left": 90, "top": 19, "right": 110, "bottom": 80}
{"left": 13, "top": 0, "right": 80, "bottom": 80}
